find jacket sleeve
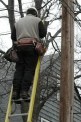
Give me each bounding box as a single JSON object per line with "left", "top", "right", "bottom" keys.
{"left": 38, "top": 21, "right": 47, "bottom": 38}
{"left": 11, "top": 25, "right": 17, "bottom": 42}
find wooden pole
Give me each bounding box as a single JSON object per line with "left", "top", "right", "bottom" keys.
{"left": 60, "top": 0, "right": 74, "bottom": 122}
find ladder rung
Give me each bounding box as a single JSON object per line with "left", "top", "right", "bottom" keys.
{"left": 9, "top": 113, "right": 28, "bottom": 117}
{"left": 12, "top": 98, "right": 30, "bottom": 102}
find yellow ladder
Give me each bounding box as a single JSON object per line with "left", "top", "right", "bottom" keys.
{"left": 5, "top": 57, "right": 41, "bottom": 122}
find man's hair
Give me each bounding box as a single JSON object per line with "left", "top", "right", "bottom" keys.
{"left": 26, "top": 7, "right": 38, "bottom": 17}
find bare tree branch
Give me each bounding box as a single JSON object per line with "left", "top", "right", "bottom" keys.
{"left": 18, "top": 0, "right": 24, "bottom": 17}
{"left": 0, "top": 0, "right": 8, "bottom": 8}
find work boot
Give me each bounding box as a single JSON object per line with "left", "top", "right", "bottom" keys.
{"left": 12, "top": 91, "right": 20, "bottom": 100}
{"left": 21, "top": 91, "right": 30, "bottom": 102}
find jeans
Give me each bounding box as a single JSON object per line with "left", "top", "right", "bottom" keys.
{"left": 13, "top": 45, "right": 38, "bottom": 93}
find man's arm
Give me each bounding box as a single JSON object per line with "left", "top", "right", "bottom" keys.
{"left": 38, "top": 21, "right": 47, "bottom": 38}
{"left": 11, "top": 25, "right": 17, "bottom": 42}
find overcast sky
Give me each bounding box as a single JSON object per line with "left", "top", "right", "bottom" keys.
{"left": 0, "top": 0, "right": 34, "bottom": 51}
{"left": 0, "top": 0, "right": 81, "bottom": 52}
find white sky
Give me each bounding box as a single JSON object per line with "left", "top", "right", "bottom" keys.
{"left": 0, "top": 0, "right": 62, "bottom": 53}
{"left": 0, "top": 0, "right": 81, "bottom": 52}
{"left": 0, "top": 0, "right": 34, "bottom": 51}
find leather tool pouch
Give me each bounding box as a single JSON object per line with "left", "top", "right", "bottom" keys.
{"left": 14, "top": 38, "right": 46, "bottom": 55}
{"left": 3, "top": 47, "right": 19, "bottom": 62}
{"left": 35, "top": 42, "right": 46, "bottom": 55}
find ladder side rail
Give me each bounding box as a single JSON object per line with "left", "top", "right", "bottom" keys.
{"left": 5, "top": 86, "right": 13, "bottom": 122}
{"left": 27, "top": 56, "right": 41, "bottom": 122}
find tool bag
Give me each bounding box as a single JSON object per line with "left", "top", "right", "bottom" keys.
{"left": 35, "top": 42, "right": 46, "bottom": 55}
{"left": 3, "top": 47, "right": 19, "bottom": 62}
{"left": 14, "top": 38, "right": 46, "bottom": 55}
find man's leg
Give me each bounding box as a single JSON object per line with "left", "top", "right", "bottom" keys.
{"left": 21, "top": 50, "right": 38, "bottom": 99}
{"left": 12, "top": 61, "right": 24, "bottom": 100}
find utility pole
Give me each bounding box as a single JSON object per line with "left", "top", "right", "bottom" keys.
{"left": 60, "top": 0, "right": 74, "bottom": 122}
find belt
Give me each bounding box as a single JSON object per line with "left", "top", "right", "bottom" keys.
{"left": 14, "top": 38, "right": 37, "bottom": 46}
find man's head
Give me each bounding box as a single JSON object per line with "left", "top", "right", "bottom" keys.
{"left": 26, "top": 7, "right": 38, "bottom": 17}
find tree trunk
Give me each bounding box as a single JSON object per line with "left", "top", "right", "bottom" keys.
{"left": 8, "top": 0, "right": 15, "bottom": 32}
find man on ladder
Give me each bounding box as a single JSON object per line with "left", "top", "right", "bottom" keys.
{"left": 11, "top": 7, "right": 47, "bottom": 101}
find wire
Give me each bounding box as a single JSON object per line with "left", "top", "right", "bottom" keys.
{"left": 0, "top": 1, "right": 34, "bottom": 13}
{"left": 0, "top": 32, "right": 11, "bottom": 36}
{"left": 60, "top": 0, "right": 81, "bottom": 30}
{"left": 0, "top": 0, "right": 53, "bottom": 14}
{"left": 0, "top": 1, "right": 81, "bottom": 37}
